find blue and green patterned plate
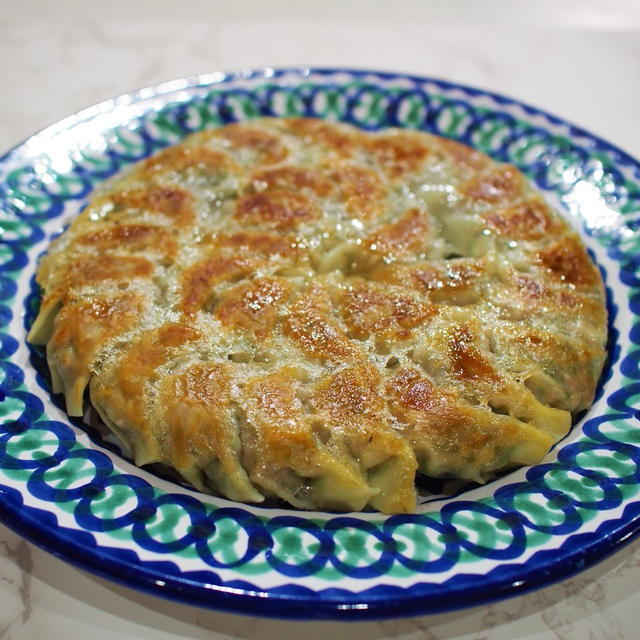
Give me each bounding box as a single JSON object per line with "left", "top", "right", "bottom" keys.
{"left": 1, "top": 68, "right": 639, "bottom": 619}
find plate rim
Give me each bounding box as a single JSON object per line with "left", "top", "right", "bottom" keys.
{"left": 3, "top": 66, "right": 640, "bottom": 177}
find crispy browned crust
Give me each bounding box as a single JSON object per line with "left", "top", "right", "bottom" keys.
{"left": 29, "top": 118, "right": 608, "bottom": 513}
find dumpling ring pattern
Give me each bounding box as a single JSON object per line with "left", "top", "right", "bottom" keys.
{"left": 0, "top": 68, "right": 637, "bottom": 618}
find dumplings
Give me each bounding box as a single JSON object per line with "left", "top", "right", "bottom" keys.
{"left": 29, "top": 118, "right": 608, "bottom": 513}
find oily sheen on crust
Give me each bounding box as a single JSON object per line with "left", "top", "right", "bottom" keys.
{"left": 28, "top": 118, "right": 608, "bottom": 514}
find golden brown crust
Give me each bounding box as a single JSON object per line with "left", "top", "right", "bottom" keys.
{"left": 332, "top": 164, "right": 387, "bottom": 219}
{"left": 481, "top": 198, "right": 556, "bottom": 240}
{"left": 30, "top": 118, "right": 608, "bottom": 514}
{"left": 235, "top": 190, "right": 320, "bottom": 229}
{"left": 215, "top": 277, "right": 291, "bottom": 339}
{"left": 460, "top": 165, "right": 524, "bottom": 204}
{"left": 106, "top": 186, "right": 196, "bottom": 227}
{"left": 367, "top": 131, "right": 431, "bottom": 178}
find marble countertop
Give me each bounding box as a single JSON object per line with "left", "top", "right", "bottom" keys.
{"left": 2, "top": 1, "right": 640, "bottom": 638}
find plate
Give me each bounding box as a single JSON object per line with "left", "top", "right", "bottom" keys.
{"left": 1, "top": 68, "right": 639, "bottom": 620}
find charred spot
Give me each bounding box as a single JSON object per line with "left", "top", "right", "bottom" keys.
{"left": 387, "top": 368, "right": 436, "bottom": 413}
{"left": 368, "top": 133, "right": 430, "bottom": 178}
{"left": 109, "top": 185, "right": 196, "bottom": 226}
{"left": 235, "top": 190, "right": 319, "bottom": 230}
{"left": 483, "top": 199, "right": 553, "bottom": 239}
{"left": 448, "top": 325, "right": 498, "bottom": 381}
{"left": 366, "top": 208, "right": 429, "bottom": 256}
{"left": 283, "top": 288, "right": 358, "bottom": 362}
{"left": 460, "top": 165, "right": 522, "bottom": 204}
{"left": 513, "top": 274, "right": 546, "bottom": 301}
{"left": 332, "top": 164, "right": 387, "bottom": 219}
{"left": 412, "top": 261, "right": 483, "bottom": 291}
{"left": 215, "top": 277, "right": 290, "bottom": 339}
{"left": 284, "top": 118, "right": 358, "bottom": 156}
{"left": 141, "top": 144, "right": 238, "bottom": 178}
{"left": 339, "top": 283, "right": 438, "bottom": 341}
{"left": 312, "top": 365, "right": 382, "bottom": 419}
{"left": 438, "top": 137, "right": 490, "bottom": 171}
{"left": 181, "top": 256, "right": 256, "bottom": 315}
{"left": 65, "top": 255, "right": 154, "bottom": 286}
{"left": 252, "top": 166, "right": 334, "bottom": 196}
{"left": 78, "top": 223, "right": 177, "bottom": 252}
{"left": 537, "top": 239, "right": 598, "bottom": 286}
{"left": 215, "top": 123, "right": 289, "bottom": 165}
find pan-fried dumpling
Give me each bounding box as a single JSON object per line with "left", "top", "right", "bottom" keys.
{"left": 29, "top": 118, "right": 607, "bottom": 513}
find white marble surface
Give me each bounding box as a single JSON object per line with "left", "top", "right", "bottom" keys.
{"left": 2, "top": 1, "right": 640, "bottom": 638}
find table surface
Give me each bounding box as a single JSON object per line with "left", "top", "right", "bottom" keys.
{"left": 2, "top": 1, "right": 640, "bottom": 638}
